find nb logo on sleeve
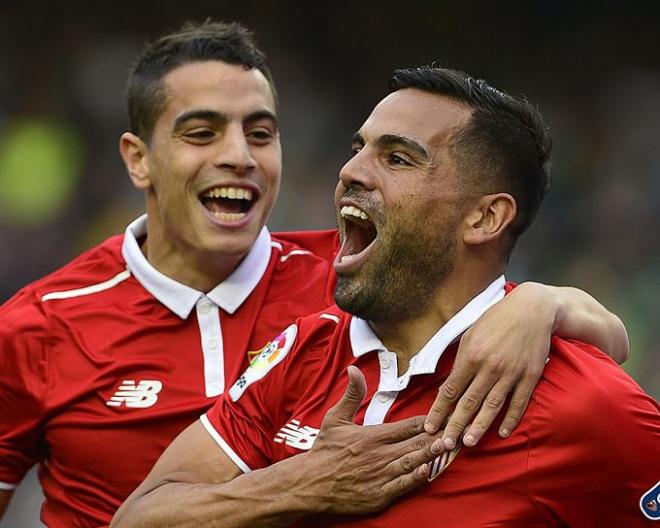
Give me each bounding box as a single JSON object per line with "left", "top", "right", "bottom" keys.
{"left": 274, "top": 419, "right": 320, "bottom": 451}
{"left": 106, "top": 380, "right": 163, "bottom": 408}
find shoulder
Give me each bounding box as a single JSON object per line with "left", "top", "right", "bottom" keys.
{"left": 261, "top": 306, "right": 347, "bottom": 364}
{"left": 268, "top": 232, "right": 337, "bottom": 308}
{"left": 530, "top": 336, "right": 659, "bottom": 460}
{"left": 227, "top": 306, "right": 348, "bottom": 404}
{"left": 537, "top": 337, "right": 657, "bottom": 417}
{"left": 0, "top": 235, "right": 126, "bottom": 333}
{"left": 264, "top": 306, "right": 348, "bottom": 375}
{"left": 19, "top": 235, "right": 125, "bottom": 298}
{"left": 271, "top": 229, "right": 339, "bottom": 265}
{"left": 293, "top": 305, "right": 347, "bottom": 349}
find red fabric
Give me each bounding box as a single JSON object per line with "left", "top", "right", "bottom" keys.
{"left": 0, "top": 230, "right": 336, "bottom": 528}
{"left": 207, "top": 306, "right": 660, "bottom": 527}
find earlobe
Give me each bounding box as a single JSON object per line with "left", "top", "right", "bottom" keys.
{"left": 463, "top": 193, "right": 517, "bottom": 245}
{"left": 119, "top": 132, "right": 151, "bottom": 190}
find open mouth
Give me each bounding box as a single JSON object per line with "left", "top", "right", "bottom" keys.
{"left": 199, "top": 186, "right": 257, "bottom": 222}
{"left": 335, "top": 204, "right": 378, "bottom": 270}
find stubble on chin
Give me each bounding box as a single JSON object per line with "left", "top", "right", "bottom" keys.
{"left": 334, "top": 222, "right": 456, "bottom": 323}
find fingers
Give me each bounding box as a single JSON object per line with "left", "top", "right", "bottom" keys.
{"left": 460, "top": 378, "right": 512, "bottom": 446}
{"left": 373, "top": 415, "right": 427, "bottom": 443}
{"left": 424, "top": 363, "right": 473, "bottom": 435}
{"left": 497, "top": 369, "right": 539, "bottom": 438}
{"left": 381, "top": 437, "right": 443, "bottom": 501}
{"left": 393, "top": 434, "right": 444, "bottom": 474}
{"left": 379, "top": 463, "right": 430, "bottom": 505}
{"left": 391, "top": 430, "right": 440, "bottom": 460}
{"left": 324, "top": 366, "right": 367, "bottom": 424}
{"left": 439, "top": 371, "right": 496, "bottom": 450}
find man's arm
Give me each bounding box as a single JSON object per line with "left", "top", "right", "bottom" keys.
{"left": 0, "top": 490, "right": 13, "bottom": 519}
{"left": 425, "top": 282, "right": 629, "bottom": 449}
{"left": 112, "top": 367, "right": 443, "bottom": 528}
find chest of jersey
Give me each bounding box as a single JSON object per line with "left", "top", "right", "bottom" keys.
{"left": 39, "top": 275, "right": 328, "bottom": 526}
{"left": 265, "top": 341, "right": 557, "bottom": 527}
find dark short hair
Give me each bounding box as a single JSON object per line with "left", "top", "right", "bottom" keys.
{"left": 389, "top": 66, "right": 551, "bottom": 250}
{"left": 127, "top": 20, "right": 276, "bottom": 141}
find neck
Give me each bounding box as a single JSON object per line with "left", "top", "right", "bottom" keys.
{"left": 142, "top": 217, "right": 246, "bottom": 293}
{"left": 143, "top": 236, "right": 244, "bottom": 292}
{"left": 369, "top": 263, "right": 504, "bottom": 375}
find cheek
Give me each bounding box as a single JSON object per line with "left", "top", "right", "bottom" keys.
{"left": 256, "top": 146, "right": 282, "bottom": 185}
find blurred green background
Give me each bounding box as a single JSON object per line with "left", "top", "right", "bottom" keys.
{"left": 1, "top": 1, "right": 658, "bottom": 525}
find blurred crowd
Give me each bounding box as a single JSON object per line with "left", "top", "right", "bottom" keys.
{"left": 0, "top": 2, "right": 658, "bottom": 524}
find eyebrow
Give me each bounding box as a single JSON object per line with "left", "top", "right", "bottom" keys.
{"left": 173, "top": 109, "right": 278, "bottom": 131}
{"left": 352, "top": 132, "right": 429, "bottom": 160}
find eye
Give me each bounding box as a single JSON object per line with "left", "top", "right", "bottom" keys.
{"left": 247, "top": 128, "right": 275, "bottom": 144}
{"left": 183, "top": 129, "right": 216, "bottom": 143}
{"left": 388, "top": 153, "right": 412, "bottom": 166}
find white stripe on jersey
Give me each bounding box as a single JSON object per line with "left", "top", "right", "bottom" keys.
{"left": 41, "top": 269, "right": 131, "bottom": 302}
{"left": 320, "top": 313, "right": 340, "bottom": 323}
{"left": 279, "top": 249, "right": 312, "bottom": 263}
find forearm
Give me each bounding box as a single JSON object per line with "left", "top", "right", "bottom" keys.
{"left": 518, "top": 282, "right": 629, "bottom": 363}
{"left": 112, "top": 454, "right": 321, "bottom": 528}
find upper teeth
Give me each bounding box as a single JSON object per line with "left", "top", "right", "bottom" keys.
{"left": 340, "top": 205, "right": 369, "bottom": 221}
{"left": 202, "top": 187, "right": 253, "bottom": 200}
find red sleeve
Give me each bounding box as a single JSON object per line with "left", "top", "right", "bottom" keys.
{"left": 0, "top": 288, "right": 49, "bottom": 488}
{"left": 203, "top": 322, "right": 304, "bottom": 472}
{"left": 203, "top": 311, "right": 339, "bottom": 473}
{"left": 528, "top": 337, "right": 660, "bottom": 526}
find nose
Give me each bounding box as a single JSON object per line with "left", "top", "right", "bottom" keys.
{"left": 213, "top": 124, "right": 256, "bottom": 174}
{"left": 338, "top": 149, "right": 376, "bottom": 192}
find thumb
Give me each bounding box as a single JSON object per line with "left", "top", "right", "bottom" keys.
{"left": 326, "top": 366, "right": 367, "bottom": 424}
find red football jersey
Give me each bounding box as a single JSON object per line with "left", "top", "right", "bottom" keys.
{"left": 0, "top": 216, "right": 337, "bottom": 528}
{"left": 206, "top": 279, "right": 660, "bottom": 527}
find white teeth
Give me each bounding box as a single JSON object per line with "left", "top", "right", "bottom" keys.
{"left": 340, "top": 205, "right": 369, "bottom": 221}
{"left": 212, "top": 211, "right": 246, "bottom": 222}
{"left": 202, "top": 187, "right": 253, "bottom": 201}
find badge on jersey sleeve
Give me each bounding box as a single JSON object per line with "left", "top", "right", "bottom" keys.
{"left": 229, "top": 324, "right": 298, "bottom": 402}
{"left": 640, "top": 480, "right": 660, "bottom": 520}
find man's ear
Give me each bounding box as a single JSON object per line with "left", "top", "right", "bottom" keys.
{"left": 463, "top": 193, "right": 517, "bottom": 246}
{"left": 119, "top": 132, "right": 151, "bottom": 190}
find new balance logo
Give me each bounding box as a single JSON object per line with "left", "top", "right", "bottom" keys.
{"left": 274, "top": 419, "right": 319, "bottom": 450}
{"left": 106, "top": 380, "right": 163, "bottom": 408}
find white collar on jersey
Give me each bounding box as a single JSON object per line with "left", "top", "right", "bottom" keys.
{"left": 121, "top": 214, "right": 272, "bottom": 319}
{"left": 349, "top": 275, "right": 506, "bottom": 377}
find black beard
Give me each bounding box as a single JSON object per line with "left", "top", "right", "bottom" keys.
{"left": 334, "top": 217, "right": 456, "bottom": 323}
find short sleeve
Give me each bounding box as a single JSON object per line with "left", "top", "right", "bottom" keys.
{"left": 203, "top": 323, "right": 300, "bottom": 472}
{"left": 0, "top": 289, "right": 49, "bottom": 488}
{"left": 528, "top": 338, "right": 660, "bottom": 526}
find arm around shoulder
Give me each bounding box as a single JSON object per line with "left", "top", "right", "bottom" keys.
{"left": 520, "top": 282, "right": 629, "bottom": 363}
